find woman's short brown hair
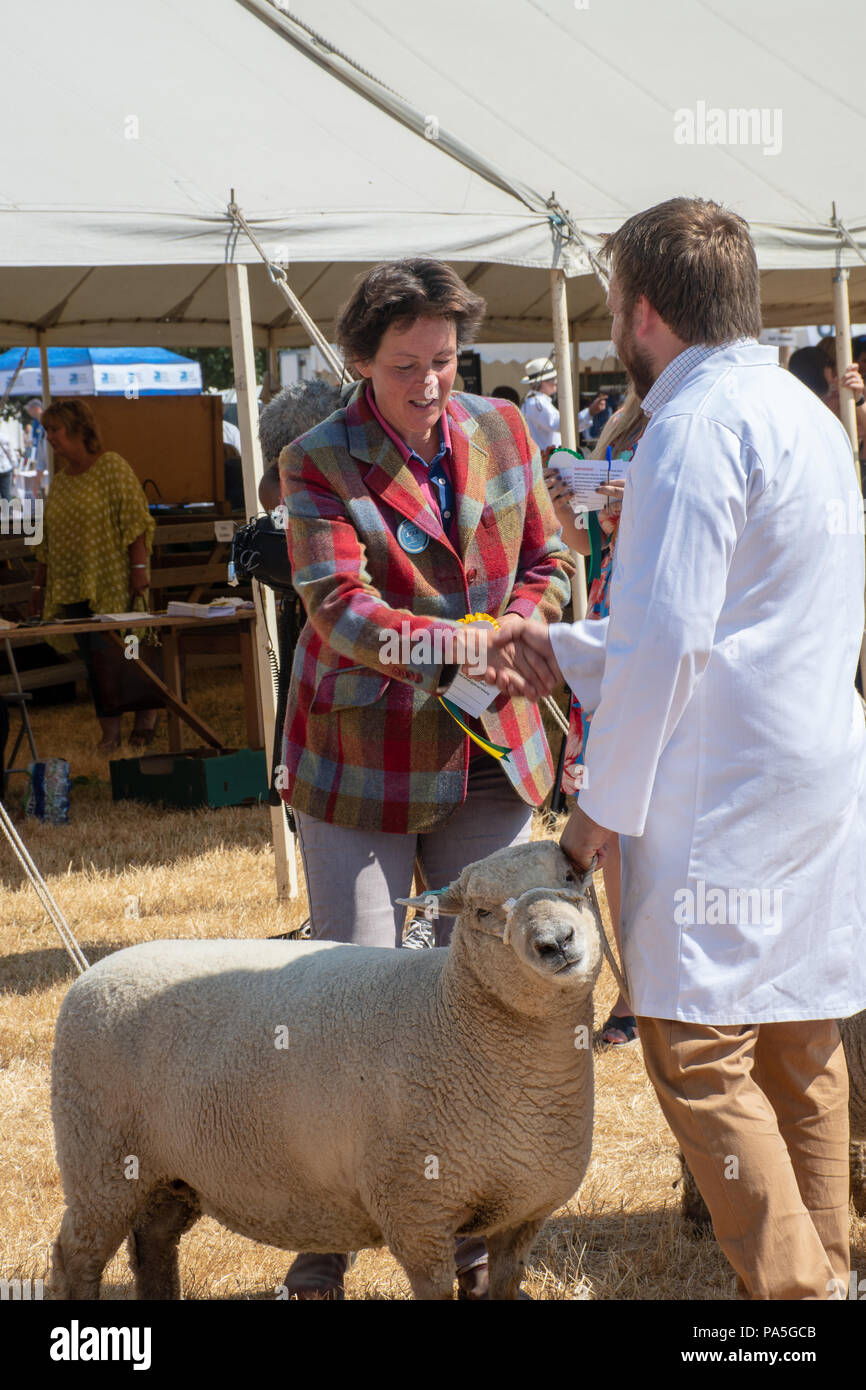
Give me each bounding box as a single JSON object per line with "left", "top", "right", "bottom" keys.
{"left": 336, "top": 258, "right": 486, "bottom": 367}
{"left": 42, "top": 399, "right": 103, "bottom": 455}
{"left": 604, "top": 198, "right": 762, "bottom": 345}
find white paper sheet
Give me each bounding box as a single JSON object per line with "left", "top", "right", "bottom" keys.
{"left": 547, "top": 448, "right": 631, "bottom": 512}
{"left": 441, "top": 671, "right": 499, "bottom": 718}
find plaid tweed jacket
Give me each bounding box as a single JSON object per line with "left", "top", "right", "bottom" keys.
{"left": 279, "top": 385, "right": 574, "bottom": 834}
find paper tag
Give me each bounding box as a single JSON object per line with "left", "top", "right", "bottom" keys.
{"left": 440, "top": 671, "right": 499, "bottom": 718}
{"left": 548, "top": 448, "right": 630, "bottom": 512}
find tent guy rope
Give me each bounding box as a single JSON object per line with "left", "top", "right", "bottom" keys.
{"left": 0, "top": 801, "right": 89, "bottom": 973}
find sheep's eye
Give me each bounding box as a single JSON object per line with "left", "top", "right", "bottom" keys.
{"left": 477, "top": 908, "right": 491, "bottom": 919}
{"left": 565, "top": 870, "right": 575, "bottom": 883}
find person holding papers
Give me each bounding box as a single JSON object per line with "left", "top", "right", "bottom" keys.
{"left": 483, "top": 198, "right": 866, "bottom": 1300}
{"left": 279, "top": 259, "right": 572, "bottom": 1298}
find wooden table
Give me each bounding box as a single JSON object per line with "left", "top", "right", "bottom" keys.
{"left": 3, "top": 611, "right": 262, "bottom": 753}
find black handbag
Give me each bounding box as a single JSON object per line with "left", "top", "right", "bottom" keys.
{"left": 228, "top": 513, "right": 295, "bottom": 593}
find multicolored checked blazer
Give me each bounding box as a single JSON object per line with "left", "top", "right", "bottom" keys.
{"left": 279, "top": 385, "right": 574, "bottom": 834}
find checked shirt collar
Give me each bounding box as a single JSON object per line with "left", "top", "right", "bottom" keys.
{"left": 641, "top": 338, "right": 756, "bottom": 417}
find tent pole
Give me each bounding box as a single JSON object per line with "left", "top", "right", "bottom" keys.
{"left": 37, "top": 330, "right": 53, "bottom": 488}
{"left": 832, "top": 267, "right": 858, "bottom": 466}
{"left": 570, "top": 320, "right": 582, "bottom": 444}
{"left": 551, "top": 270, "right": 587, "bottom": 618}
{"left": 264, "top": 330, "right": 279, "bottom": 405}
{"left": 225, "top": 264, "right": 299, "bottom": 901}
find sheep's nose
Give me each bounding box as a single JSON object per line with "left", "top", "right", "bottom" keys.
{"left": 533, "top": 924, "right": 576, "bottom": 959}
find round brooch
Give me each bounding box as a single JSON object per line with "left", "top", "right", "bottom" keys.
{"left": 396, "top": 519, "right": 429, "bottom": 554}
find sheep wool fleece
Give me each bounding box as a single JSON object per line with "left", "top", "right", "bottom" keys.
{"left": 51, "top": 841, "right": 604, "bottom": 1301}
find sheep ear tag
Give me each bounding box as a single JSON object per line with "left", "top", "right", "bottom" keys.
{"left": 395, "top": 885, "right": 462, "bottom": 917}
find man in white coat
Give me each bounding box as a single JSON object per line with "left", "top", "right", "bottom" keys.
{"left": 484, "top": 197, "right": 866, "bottom": 1300}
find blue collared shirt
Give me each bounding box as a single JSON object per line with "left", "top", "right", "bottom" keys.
{"left": 365, "top": 384, "right": 457, "bottom": 538}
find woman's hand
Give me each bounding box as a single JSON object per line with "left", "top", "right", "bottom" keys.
{"left": 543, "top": 467, "right": 590, "bottom": 554}
{"left": 596, "top": 479, "right": 625, "bottom": 537}
{"left": 458, "top": 613, "right": 524, "bottom": 686}
{"left": 825, "top": 365, "right": 865, "bottom": 413}
{"left": 543, "top": 466, "right": 573, "bottom": 509}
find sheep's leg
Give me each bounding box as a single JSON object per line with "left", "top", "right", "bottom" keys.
{"left": 389, "top": 1236, "right": 457, "bottom": 1301}
{"left": 52, "top": 1202, "right": 132, "bottom": 1300}
{"left": 679, "top": 1152, "right": 713, "bottom": 1232}
{"left": 850, "top": 1140, "right": 866, "bottom": 1217}
{"left": 485, "top": 1218, "right": 544, "bottom": 1300}
{"left": 128, "top": 1181, "right": 201, "bottom": 1300}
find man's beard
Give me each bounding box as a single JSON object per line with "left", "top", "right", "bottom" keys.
{"left": 615, "top": 323, "right": 656, "bottom": 401}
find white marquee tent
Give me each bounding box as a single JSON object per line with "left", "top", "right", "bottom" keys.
{"left": 2, "top": 0, "right": 865, "bottom": 351}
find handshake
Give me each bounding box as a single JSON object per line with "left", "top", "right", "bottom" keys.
{"left": 457, "top": 614, "right": 563, "bottom": 704}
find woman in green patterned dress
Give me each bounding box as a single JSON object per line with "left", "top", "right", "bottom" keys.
{"left": 29, "top": 399, "right": 158, "bottom": 753}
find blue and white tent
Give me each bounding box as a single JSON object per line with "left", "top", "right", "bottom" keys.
{"left": 0, "top": 347, "right": 202, "bottom": 397}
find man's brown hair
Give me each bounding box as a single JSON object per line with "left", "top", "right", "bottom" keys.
{"left": 604, "top": 198, "right": 762, "bottom": 345}
{"left": 336, "top": 258, "right": 486, "bottom": 367}
{"left": 42, "top": 399, "right": 103, "bottom": 455}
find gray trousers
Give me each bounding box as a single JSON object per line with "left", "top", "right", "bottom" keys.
{"left": 295, "top": 758, "right": 533, "bottom": 948}
{"left": 292, "top": 758, "right": 533, "bottom": 1281}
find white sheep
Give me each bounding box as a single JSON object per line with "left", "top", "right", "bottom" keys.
{"left": 50, "top": 840, "right": 603, "bottom": 1301}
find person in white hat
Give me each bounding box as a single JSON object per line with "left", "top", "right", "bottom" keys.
{"left": 521, "top": 357, "right": 607, "bottom": 451}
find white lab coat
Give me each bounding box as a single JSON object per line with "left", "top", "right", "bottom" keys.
{"left": 523, "top": 390, "right": 594, "bottom": 451}
{"left": 522, "top": 391, "right": 561, "bottom": 451}
{"left": 551, "top": 342, "right": 866, "bottom": 1023}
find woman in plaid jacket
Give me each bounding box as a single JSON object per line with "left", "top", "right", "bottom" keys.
{"left": 279, "top": 258, "right": 573, "bottom": 1299}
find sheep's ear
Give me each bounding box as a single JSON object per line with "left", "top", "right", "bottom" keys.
{"left": 395, "top": 885, "right": 463, "bottom": 917}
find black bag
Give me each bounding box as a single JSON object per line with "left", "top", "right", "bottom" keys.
{"left": 228, "top": 513, "right": 295, "bottom": 594}
{"left": 229, "top": 516, "right": 302, "bottom": 823}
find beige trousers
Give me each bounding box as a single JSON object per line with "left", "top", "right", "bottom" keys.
{"left": 636, "top": 1015, "right": 851, "bottom": 1300}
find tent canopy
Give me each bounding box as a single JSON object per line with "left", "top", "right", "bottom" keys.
{"left": 0, "top": 347, "right": 203, "bottom": 395}
{"left": 2, "top": 0, "right": 864, "bottom": 349}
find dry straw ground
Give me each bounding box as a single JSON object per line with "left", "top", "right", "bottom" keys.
{"left": 2, "top": 667, "right": 864, "bottom": 1300}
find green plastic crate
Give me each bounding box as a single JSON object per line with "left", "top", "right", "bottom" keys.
{"left": 109, "top": 747, "right": 269, "bottom": 809}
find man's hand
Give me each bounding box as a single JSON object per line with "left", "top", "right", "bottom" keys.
{"left": 588, "top": 393, "right": 608, "bottom": 417}
{"left": 560, "top": 802, "right": 612, "bottom": 872}
{"left": 484, "top": 618, "right": 563, "bottom": 701}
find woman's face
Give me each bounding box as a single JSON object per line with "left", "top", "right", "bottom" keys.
{"left": 43, "top": 421, "right": 75, "bottom": 458}
{"left": 356, "top": 315, "right": 458, "bottom": 446}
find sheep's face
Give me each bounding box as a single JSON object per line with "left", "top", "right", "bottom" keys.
{"left": 401, "top": 841, "right": 604, "bottom": 1001}
{"left": 500, "top": 889, "right": 602, "bottom": 989}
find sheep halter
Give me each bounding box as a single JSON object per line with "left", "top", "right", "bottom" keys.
{"left": 503, "top": 856, "right": 628, "bottom": 1000}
